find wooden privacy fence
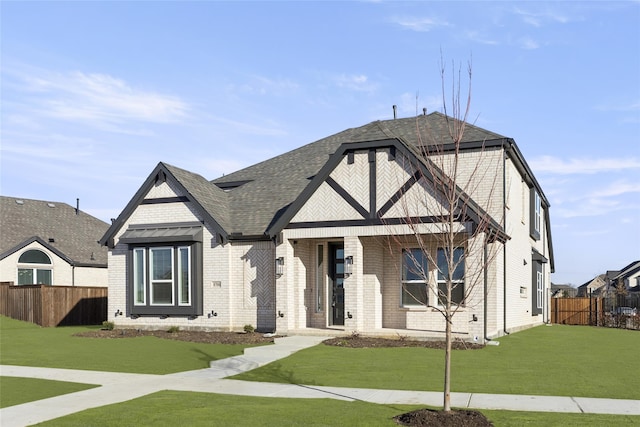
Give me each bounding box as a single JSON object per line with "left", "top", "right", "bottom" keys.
{"left": 0, "top": 282, "right": 107, "bottom": 327}
{"left": 551, "top": 297, "right": 602, "bottom": 326}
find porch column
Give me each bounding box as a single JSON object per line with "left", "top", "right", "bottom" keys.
{"left": 275, "top": 238, "right": 296, "bottom": 333}
{"left": 344, "top": 236, "right": 364, "bottom": 331}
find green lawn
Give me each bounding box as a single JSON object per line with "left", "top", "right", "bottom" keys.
{"left": 0, "top": 377, "right": 98, "bottom": 408}
{"left": 233, "top": 325, "right": 640, "bottom": 400}
{"left": 0, "top": 316, "right": 265, "bottom": 374}
{"left": 32, "top": 391, "right": 640, "bottom": 427}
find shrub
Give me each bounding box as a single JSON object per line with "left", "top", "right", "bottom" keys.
{"left": 102, "top": 321, "right": 114, "bottom": 331}
{"left": 243, "top": 324, "right": 255, "bottom": 333}
{"left": 167, "top": 326, "right": 180, "bottom": 333}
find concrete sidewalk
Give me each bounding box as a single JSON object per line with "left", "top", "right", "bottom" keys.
{"left": 2, "top": 336, "right": 639, "bottom": 426}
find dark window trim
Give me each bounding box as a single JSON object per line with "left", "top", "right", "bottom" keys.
{"left": 127, "top": 240, "right": 203, "bottom": 317}
{"left": 531, "top": 260, "right": 543, "bottom": 316}
{"left": 529, "top": 188, "right": 541, "bottom": 241}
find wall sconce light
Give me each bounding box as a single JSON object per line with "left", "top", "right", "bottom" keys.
{"left": 472, "top": 314, "right": 478, "bottom": 322}
{"left": 523, "top": 259, "right": 527, "bottom": 265}
{"left": 114, "top": 309, "right": 123, "bottom": 317}
{"left": 344, "top": 256, "right": 353, "bottom": 276}
{"left": 275, "top": 257, "right": 284, "bottom": 277}
{"left": 208, "top": 310, "right": 218, "bottom": 318}
{"left": 347, "top": 311, "right": 353, "bottom": 319}
{"left": 278, "top": 310, "right": 285, "bottom": 318}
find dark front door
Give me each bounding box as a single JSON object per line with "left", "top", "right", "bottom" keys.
{"left": 329, "top": 243, "right": 345, "bottom": 326}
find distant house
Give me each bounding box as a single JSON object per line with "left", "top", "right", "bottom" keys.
{"left": 100, "top": 112, "right": 554, "bottom": 340}
{"left": 551, "top": 283, "right": 578, "bottom": 298}
{"left": 577, "top": 261, "right": 640, "bottom": 297}
{"left": 577, "top": 274, "right": 607, "bottom": 297}
{"left": 0, "top": 196, "right": 109, "bottom": 287}
{"left": 611, "top": 261, "right": 640, "bottom": 293}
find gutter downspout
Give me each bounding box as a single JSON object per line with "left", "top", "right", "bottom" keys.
{"left": 503, "top": 147, "right": 509, "bottom": 335}
{"left": 483, "top": 238, "right": 488, "bottom": 342}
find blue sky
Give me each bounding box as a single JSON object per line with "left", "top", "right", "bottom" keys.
{"left": 1, "top": 1, "right": 638, "bottom": 286}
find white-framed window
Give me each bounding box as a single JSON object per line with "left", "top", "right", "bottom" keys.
{"left": 536, "top": 269, "right": 543, "bottom": 310}
{"left": 133, "top": 248, "right": 146, "bottom": 305}
{"left": 531, "top": 260, "right": 544, "bottom": 315}
{"left": 316, "top": 244, "right": 324, "bottom": 312}
{"left": 437, "top": 247, "right": 465, "bottom": 306}
{"left": 530, "top": 188, "right": 541, "bottom": 240}
{"left": 401, "top": 248, "right": 428, "bottom": 306}
{"left": 131, "top": 244, "right": 195, "bottom": 313}
{"left": 17, "top": 249, "right": 53, "bottom": 285}
{"left": 178, "top": 247, "right": 191, "bottom": 306}
{"left": 150, "top": 247, "right": 174, "bottom": 306}
{"left": 534, "top": 191, "right": 541, "bottom": 235}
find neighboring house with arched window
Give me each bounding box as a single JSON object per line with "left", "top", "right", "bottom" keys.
{"left": 0, "top": 196, "right": 109, "bottom": 287}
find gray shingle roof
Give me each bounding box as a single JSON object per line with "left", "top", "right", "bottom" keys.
{"left": 0, "top": 196, "right": 109, "bottom": 266}
{"left": 162, "top": 163, "right": 232, "bottom": 234}
{"left": 212, "top": 112, "right": 507, "bottom": 236}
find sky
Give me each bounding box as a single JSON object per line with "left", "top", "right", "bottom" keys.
{"left": 1, "top": 1, "right": 639, "bottom": 286}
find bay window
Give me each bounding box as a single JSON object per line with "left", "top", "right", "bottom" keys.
{"left": 122, "top": 223, "right": 203, "bottom": 317}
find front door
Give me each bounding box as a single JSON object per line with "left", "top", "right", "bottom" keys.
{"left": 329, "top": 243, "right": 345, "bottom": 326}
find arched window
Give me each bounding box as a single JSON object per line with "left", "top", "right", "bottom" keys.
{"left": 18, "top": 249, "right": 53, "bottom": 285}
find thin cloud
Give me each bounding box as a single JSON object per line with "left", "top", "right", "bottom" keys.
{"left": 391, "top": 16, "right": 450, "bottom": 32}
{"left": 333, "top": 73, "right": 378, "bottom": 92}
{"left": 513, "top": 7, "right": 572, "bottom": 27}
{"left": 228, "top": 75, "right": 299, "bottom": 96}
{"left": 13, "top": 68, "right": 190, "bottom": 130}
{"left": 529, "top": 155, "right": 640, "bottom": 175}
{"left": 464, "top": 30, "right": 499, "bottom": 46}
{"left": 588, "top": 180, "right": 640, "bottom": 198}
{"left": 518, "top": 37, "right": 540, "bottom": 50}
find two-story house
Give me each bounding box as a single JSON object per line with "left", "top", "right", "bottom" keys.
{"left": 100, "top": 112, "right": 554, "bottom": 341}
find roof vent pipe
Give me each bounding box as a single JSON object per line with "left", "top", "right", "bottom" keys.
{"left": 423, "top": 108, "right": 427, "bottom": 116}
{"left": 76, "top": 198, "right": 80, "bottom": 215}
{"left": 393, "top": 105, "right": 397, "bottom": 119}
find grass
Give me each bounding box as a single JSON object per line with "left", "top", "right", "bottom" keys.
{"left": 0, "top": 377, "right": 98, "bottom": 408}
{"left": 32, "top": 391, "right": 640, "bottom": 427}
{"left": 0, "top": 316, "right": 262, "bottom": 374}
{"left": 233, "top": 324, "right": 640, "bottom": 400}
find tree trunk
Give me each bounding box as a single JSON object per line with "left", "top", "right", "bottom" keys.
{"left": 443, "top": 311, "right": 452, "bottom": 411}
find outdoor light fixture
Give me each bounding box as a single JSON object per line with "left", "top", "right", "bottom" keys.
{"left": 275, "top": 257, "right": 284, "bottom": 277}
{"left": 278, "top": 311, "right": 285, "bottom": 318}
{"left": 114, "top": 309, "right": 123, "bottom": 317}
{"left": 208, "top": 310, "right": 217, "bottom": 318}
{"left": 344, "top": 256, "right": 353, "bottom": 276}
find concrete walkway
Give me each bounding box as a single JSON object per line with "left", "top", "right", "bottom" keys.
{"left": 2, "top": 336, "right": 639, "bottom": 426}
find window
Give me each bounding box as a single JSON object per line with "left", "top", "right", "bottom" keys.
{"left": 316, "top": 245, "right": 324, "bottom": 312}
{"left": 402, "top": 248, "right": 428, "bottom": 306}
{"left": 133, "top": 248, "right": 146, "bottom": 305}
{"left": 129, "top": 243, "right": 201, "bottom": 316}
{"left": 531, "top": 261, "right": 544, "bottom": 315}
{"left": 121, "top": 223, "right": 203, "bottom": 317}
{"left": 150, "top": 247, "right": 175, "bottom": 305}
{"left": 437, "top": 247, "right": 465, "bottom": 305}
{"left": 530, "top": 188, "right": 541, "bottom": 240}
{"left": 17, "top": 249, "right": 52, "bottom": 285}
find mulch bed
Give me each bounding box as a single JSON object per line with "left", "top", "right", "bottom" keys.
{"left": 75, "top": 329, "right": 485, "bottom": 349}
{"left": 74, "top": 329, "right": 277, "bottom": 345}
{"left": 322, "top": 335, "right": 484, "bottom": 350}
{"left": 395, "top": 408, "right": 493, "bottom": 426}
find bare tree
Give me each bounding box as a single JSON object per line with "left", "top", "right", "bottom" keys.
{"left": 385, "top": 57, "right": 504, "bottom": 412}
